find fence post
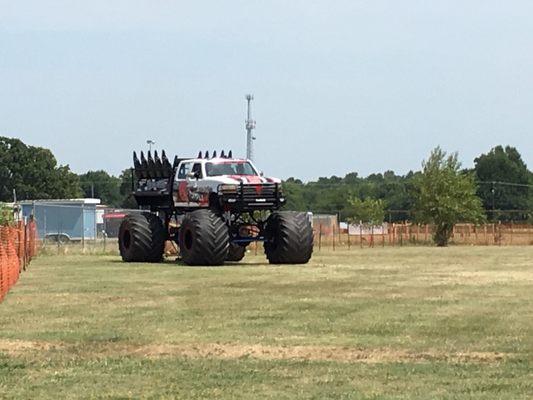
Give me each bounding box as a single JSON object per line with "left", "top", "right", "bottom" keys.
{"left": 338, "top": 216, "right": 341, "bottom": 247}
{"left": 318, "top": 224, "right": 322, "bottom": 252}
{"left": 359, "top": 224, "right": 363, "bottom": 248}
{"left": 347, "top": 226, "right": 351, "bottom": 249}
{"left": 332, "top": 221, "right": 335, "bottom": 251}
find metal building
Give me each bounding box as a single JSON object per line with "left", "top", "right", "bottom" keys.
{"left": 19, "top": 199, "right": 101, "bottom": 242}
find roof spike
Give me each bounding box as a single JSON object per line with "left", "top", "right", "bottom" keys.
{"left": 198, "top": 151, "right": 202, "bottom": 158}
{"left": 205, "top": 150, "right": 209, "bottom": 159}
{"left": 228, "top": 150, "right": 233, "bottom": 158}
{"left": 213, "top": 150, "right": 217, "bottom": 158}
{"left": 220, "top": 150, "right": 225, "bottom": 158}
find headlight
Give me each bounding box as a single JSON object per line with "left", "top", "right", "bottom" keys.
{"left": 218, "top": 184, "right": 238, "bottom": 193}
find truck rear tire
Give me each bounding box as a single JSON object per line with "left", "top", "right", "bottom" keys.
{"left": 264, "top": 211, "right": 314, "bottom": 264}
{"left": 226, "top": 243, "right": 246, "bottom": 262}
{"left": 119, "top": 213, "right": 166, "bottom": 262}
{"left": 179, "top": 209, "right": 229, "bottom": 266}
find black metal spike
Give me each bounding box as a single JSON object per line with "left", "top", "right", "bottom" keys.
{"left": 147, "top": 151, "right": 155, "bottom": 178}
{"left": 220, "top": 150, "right": 225, "bottom": 158}
{"left": 154, "top": 150, "right": 163, "bottom": 178}
{"left": 213, "top": 150, "right": 217, "bottom": 158}
{"left": 161, "top": 150, "right": 169, "bottom": 165}
{"left": 205, "top": 150, "right": 209, "bottom": 159}
{"left": 198, "top": 151, "right": 202, "bottom": 159}
{"left": 228, "top": 150, "right": 233, "bottom": 158}
{"left": 140, "top": 151, "right": 148, "bottom": 179}
{"left": 173, "top": 155, "right": 179, "bottom": 169}
{"left": 161, "top": 150, "right": 172, "bottom": 177}
{"left": 133, "top": 151, "right": 142, "bottom": 179}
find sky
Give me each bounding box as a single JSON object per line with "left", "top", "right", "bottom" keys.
{"left": 1, "top": 0, "right": 532, "bottom": 181}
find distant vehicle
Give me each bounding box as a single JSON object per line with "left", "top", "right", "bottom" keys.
{"left": 118, "top": 150, "right": 313, "bottom": 265}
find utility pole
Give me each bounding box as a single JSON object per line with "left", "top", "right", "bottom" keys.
{"left": 245, "top": 94, "right": 256, "bottom": 161}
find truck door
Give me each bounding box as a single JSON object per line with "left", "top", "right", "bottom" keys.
{"left": 175, "top": 162, "right": 193, "bottom": 206}
{"left": 174, "top": 162, "right": 204, "bottom": 207}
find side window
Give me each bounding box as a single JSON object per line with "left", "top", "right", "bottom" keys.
{"left": 177, "top": 162, "right": 192, "bottom": 179}
{"left": 191, "top": 163, "right": 203, "bottom": 179}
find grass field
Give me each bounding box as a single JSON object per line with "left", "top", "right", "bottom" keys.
{"left": 1, "top": 247, "right": 532, "bottom": 399}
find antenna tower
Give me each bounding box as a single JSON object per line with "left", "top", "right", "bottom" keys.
{"left": 245, "top": 94, "right": 256, "bottom": 161}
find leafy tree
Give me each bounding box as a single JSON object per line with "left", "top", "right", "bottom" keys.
{"left": 346, "top": 197, "right": 386, "bottom": 224}
{"left": 474, "top": 146, "right": 532, "bottom": 220}
{"left": 118, "top": 168, "right": 138, "bottom": 209}
{"left": 0, "top": 137, "right": 81, "bottom": 201}
{"left": 79, "top": 170, "right": 122, "bottom": 207}
{"left": 0, "top": 203, "right": 14, "bottom": 225}
{"left": 414, "top": 147, "right": 485, "bottom": 246}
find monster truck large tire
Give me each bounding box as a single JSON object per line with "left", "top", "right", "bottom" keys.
{"left": 264, "top": 211, "right": 314, "bottom": 264}
{"left": 179, "top": 209, "right": 229, "bottom": 266}
{"left": 119, "top": 212, "right": 166, "bottom": 262}
{"left": 226, "top": 243, "right": 246, "bottom": 262}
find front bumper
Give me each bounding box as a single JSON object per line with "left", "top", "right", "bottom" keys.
{"left": 219, "top": 182, "right": 285, "bottom": 211}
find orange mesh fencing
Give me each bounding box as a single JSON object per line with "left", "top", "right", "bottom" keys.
{"left": 0, "top": 220, "right": 38, "bottom": 302}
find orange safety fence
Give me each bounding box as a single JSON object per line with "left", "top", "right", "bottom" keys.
{"left": 0, "top": 220, "right": 38, "bottom": 302}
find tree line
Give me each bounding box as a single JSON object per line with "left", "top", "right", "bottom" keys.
{"left": 1, "top": 136, "right": 532, "bottom": 225}
{"left": 284, "top": 145, "right": 532, "bottom": 222}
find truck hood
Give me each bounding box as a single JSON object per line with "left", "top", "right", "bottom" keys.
{"left": 214, "top": 175, "right": 282, "bottom": 184}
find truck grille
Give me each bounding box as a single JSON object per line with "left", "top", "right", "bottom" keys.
{"left": 238, "top": 183, "right": 278, "bottom": 201}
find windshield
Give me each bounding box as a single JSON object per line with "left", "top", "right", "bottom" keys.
{"left": 205, "top": 161, "right": 257, "bottom": 177}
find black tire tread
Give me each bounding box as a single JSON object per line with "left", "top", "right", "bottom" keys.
{"left": 179, "top": 209, "right": 229, "bottom": 266}
{"left": 264, "top": 211, "right": 314, "bottom": 264}
{"left": 119, "top": 213, "right": 166, "bottom": 263}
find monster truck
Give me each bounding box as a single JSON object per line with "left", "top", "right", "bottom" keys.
{"left": 118, "top": 149, "right": 313, "bottom": 265}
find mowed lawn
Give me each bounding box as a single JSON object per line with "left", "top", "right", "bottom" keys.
{"left": 0, "top": 247, "right": 532, "bottom": 399}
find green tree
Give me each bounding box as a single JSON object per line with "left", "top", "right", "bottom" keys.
{"left": 346, "top": 197, "right": 386, "bottom": 224}
{"left": 0, "top": 203, "right": 14, "bottom": 225}
{"left": 79, "top": 170, "right": 122, "bottom": 207}
{"left": 0, "top": 137, "right": 81, "bottom": 201}
{"left": 474, "top": 145, "right": 532, "bottom": 220}
{"left": 414, "top": 147, "right": 485, "bottom": 246}
{"left": 118, "top": 168, "right": 138, "bottom": 209}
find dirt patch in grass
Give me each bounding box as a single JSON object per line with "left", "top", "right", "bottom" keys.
{"left": 0, "top": 338, "right": 509, "bottom": 364}
{"left": 0, "top": 339, "right": 55, "bottom": 355}
{"left": 132, "top": 343, "right": 508, "bottom": 363}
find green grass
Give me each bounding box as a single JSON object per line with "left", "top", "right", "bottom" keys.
{"left": 1, "top": 247, "right": 532, "bottom": 399}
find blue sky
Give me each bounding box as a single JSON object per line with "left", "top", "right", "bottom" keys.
{"left": 1, "top": 1, "right": 532, "bottom": 180}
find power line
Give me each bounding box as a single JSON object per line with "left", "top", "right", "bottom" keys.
{"left": 478, "top": 181, "right": 533, "bottom": 189}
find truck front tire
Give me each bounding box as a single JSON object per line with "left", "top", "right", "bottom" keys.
{"left": 264, "top": 211, "right": 314, "bottom": 264}
{"left": 119, "top": 213, "right": 166, "bottom": 262}
{"left": 179, "top": 209, "right": 229, "bottom": 266}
